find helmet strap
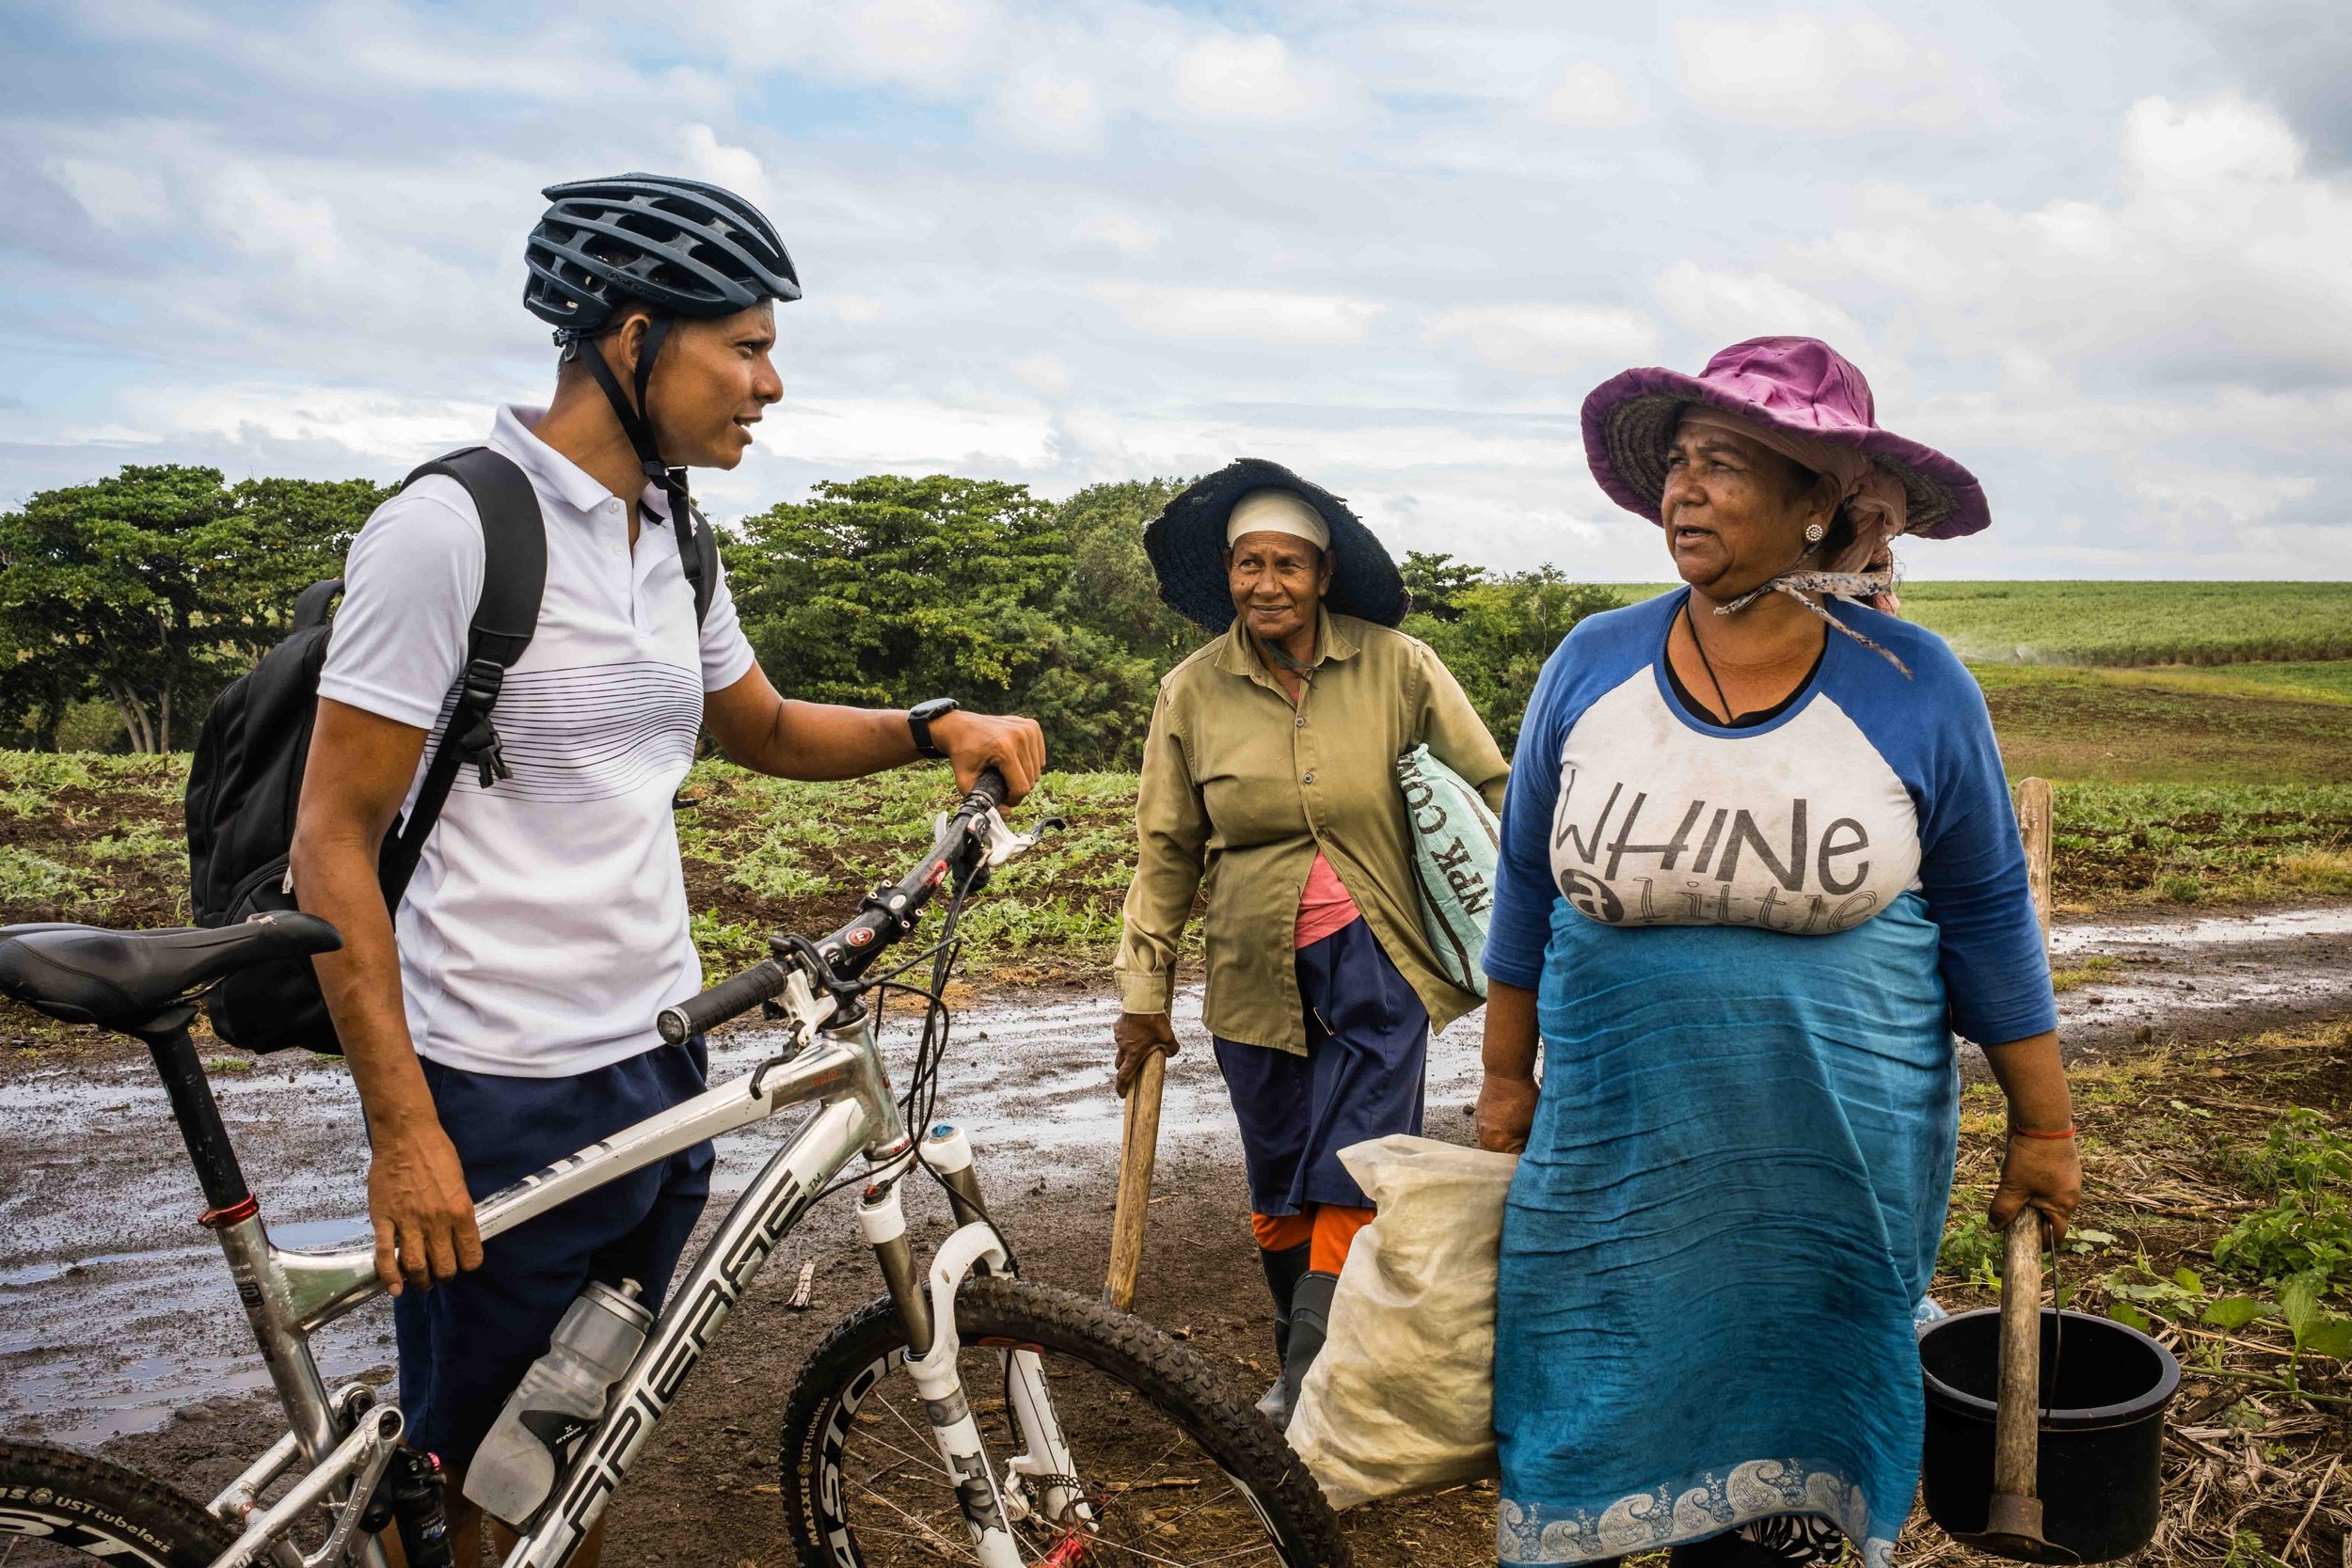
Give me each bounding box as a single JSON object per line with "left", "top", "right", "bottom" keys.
{"left": 575, "top": 311, "right": 707, "bottom": 611}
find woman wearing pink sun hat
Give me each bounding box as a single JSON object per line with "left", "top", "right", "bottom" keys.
{"left": 1476, "top": 338, "right": 2079, "bottom": 1568}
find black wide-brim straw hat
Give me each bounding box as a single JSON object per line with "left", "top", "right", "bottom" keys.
{"left": 1144, "top": 458, "right": 1410, "bottom": 634}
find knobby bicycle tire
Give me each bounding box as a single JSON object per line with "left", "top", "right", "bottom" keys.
{"left": 778, "top": 1275, "right": 1350, "bottom": 1567}
{"left": 0, "top": 1439, "right": 236, "bottom": 1567}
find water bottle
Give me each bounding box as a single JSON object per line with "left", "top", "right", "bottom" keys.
{"left": 463, "top": 1279, "right": 651, "bottom": 1526}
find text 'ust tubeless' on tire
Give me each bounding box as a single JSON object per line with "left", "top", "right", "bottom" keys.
{"left": 778, "top": 1275, "right": 1349, "bottom": 1568}
{"left": 0, "top": 1440, "right": 236, "bottom": 1567}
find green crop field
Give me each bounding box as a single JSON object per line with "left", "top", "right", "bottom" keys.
{"left": 1899, "top": 581, "right": 2352, "bottom": 666}
{"left": 1613, "top": 580, "right": 2351, "bottom": 667}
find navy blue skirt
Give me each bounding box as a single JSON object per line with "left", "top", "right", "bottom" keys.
{"left": 1213, "top": 917, "right": 1430, "bottom": 1214}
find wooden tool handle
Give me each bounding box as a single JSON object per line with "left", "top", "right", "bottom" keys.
{"left": 2014, "top": 777, "right": 2055, "bottom": 956}
{"left": 1993, "top": 1210, "right": 2046, "bottom": 1505}
{"left": 1104, "top": 1049, "right": 1168, "bottom": 1312}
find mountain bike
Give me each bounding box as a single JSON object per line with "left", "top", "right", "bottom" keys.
{"left": 0, "top": 770, "right": 1346, "bottom": 1568}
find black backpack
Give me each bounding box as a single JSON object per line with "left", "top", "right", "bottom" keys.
{"left": 185, "top": 446, "right": 718, "bottom": 1053}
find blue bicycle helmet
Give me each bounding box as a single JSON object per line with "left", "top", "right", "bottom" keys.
{"left": 524, "top": 172, "right": 801, "bottom": 340}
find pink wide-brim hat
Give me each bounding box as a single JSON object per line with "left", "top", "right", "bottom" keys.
{"left": 1581, "top": 335, "right": 1990, "bottom": 539}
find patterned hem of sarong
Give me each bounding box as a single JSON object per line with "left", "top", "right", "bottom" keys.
{"left": 1495, "top": 1458, "right": 1893, "bottom": 1568}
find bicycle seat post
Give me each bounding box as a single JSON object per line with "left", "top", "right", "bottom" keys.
{"left": 140, "top": 1009, "right": 352, "bottom": 1477}
{"left": 137, "top": 1006, "right": 254, "bottom": 1223}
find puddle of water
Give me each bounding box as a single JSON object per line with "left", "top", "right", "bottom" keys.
{"left": 2053, "top": 903, "right": 2352, "bottom": 954}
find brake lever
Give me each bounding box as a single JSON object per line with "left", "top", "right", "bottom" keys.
{"left": 930, "top": 806, "right": 1063, "bottom": 868}
{"left": 750, "top": 964, "right": 839, "bottom": 1098}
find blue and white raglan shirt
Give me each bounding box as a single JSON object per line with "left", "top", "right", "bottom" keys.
{"left": 1482, "top": 589, "right": 2056, "bottom": 1048}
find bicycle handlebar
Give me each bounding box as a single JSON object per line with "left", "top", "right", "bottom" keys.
{"left": 655, "top": 768, "right": 1011, "bottom": 1044}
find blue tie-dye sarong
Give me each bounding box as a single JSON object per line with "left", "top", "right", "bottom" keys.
{"left": 1494, "top": 891, "right": 1958, "bottom": 1568}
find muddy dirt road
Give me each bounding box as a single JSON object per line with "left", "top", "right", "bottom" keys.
{"left": 3, "top": 903, "right": 2348, "bottom": 1564}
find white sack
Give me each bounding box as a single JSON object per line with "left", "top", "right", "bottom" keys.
{"left": 1285, "top": 1133, "right": 1518, "bottom": 1511}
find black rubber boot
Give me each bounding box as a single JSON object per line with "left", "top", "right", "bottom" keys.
{"left": 1276, "top": 1270, "right": 1340, "bottom": 1429}
{"left": 1253, "top": 1243, "right": 1311, "bottom": 1423}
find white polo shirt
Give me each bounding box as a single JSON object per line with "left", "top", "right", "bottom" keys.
{"left": 317, "top": 405, "right": 757, "bottom": 1078}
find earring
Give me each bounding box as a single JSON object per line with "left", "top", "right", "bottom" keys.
{"left": 1804, "top": 523, "right": 1826, "bottom": 544}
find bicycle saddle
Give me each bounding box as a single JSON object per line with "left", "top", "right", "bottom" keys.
{"left": 0, "top": 914, "right": 342, "bottom": 1030}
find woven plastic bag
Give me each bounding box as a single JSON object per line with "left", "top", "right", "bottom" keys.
{"left": 1286, "top": 1134, "right": 1518, "bottom": 1510}
{"left": 1394, "top": 745, "right": 1500, "bottom": 998}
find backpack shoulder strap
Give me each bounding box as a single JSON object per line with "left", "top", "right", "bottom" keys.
{"left": 376, "top": 446, "right": 548, "bottom": 902}
{"left": 686, "top": 502, "right": 718, "bottom": 627}
{"left": 408, "top": 446, "right": 548, "bottom": 665}
{"left": 291, "top": 577, "right": 344, "bottom": 632}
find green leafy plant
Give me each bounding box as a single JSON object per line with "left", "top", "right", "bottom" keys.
{"left": 2214, "top": 1110, "right": 2352, "bottom": 1291}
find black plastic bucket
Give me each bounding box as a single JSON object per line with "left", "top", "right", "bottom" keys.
{"left": 1919, "top": 1307, "right": 2181, "bottom": 1562}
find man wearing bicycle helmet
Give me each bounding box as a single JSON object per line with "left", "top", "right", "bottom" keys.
{"left": 290, "top": 173, "right": 1044, "bottom": 1565}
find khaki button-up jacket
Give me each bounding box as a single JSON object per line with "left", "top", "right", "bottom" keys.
{"left": 1115, "top": 609, "right": 1509, "bottom": 1054}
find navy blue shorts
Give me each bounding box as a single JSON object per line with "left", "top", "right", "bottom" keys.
{"left": 1213, "top": 918, "right": 1429, "bottom": 1215}
{"left": 393, "top": 1038, "right": 713, "bottom": 1473}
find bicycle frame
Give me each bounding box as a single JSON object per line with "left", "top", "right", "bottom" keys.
{"left": 175, "top": 983, "right": 1066, "bottom": 1568}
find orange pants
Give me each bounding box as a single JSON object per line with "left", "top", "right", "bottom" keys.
{"left": 1250, "top": 1204, "right": 1374, "bottom": 1276}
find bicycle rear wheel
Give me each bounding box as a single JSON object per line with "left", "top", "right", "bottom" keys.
{"left": 779, "top": 1275, "right": 1348, "bottom": 1567}
{"left": 0, "top": 1439, "right": 235, "bottom": 1567}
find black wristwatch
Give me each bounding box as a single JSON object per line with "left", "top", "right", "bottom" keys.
{"left": 907, "top": 697, "right": 959, "bottom": 760}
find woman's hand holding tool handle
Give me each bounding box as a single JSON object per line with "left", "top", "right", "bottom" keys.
{"left": 1114, "top": 1010, "right": 1178, "bottom": 1097}
{"left": 1980, "top": 1028, "right": 2079, "bottom": 1243}
{"left": 1106, "top": 1011, "right": 1176, "bottom": 1311}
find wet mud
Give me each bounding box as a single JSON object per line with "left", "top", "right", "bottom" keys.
{"left": 1, "top": 902, "right": 2347, "bottom": 1564}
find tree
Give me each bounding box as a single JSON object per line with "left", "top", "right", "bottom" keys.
{"left": 724, "top": 474, "right": 1162, "bottom": 770}
{"left": 0, "top": 466, "right": 382, "bottom": 752}
{"left": 1052, "top": 479, "right": 1201, "bottom": 674}
{"left": 1406, "top": 568, "right": 1622, "bottom": 753}
{"left": 1401, "top": 550, "right": 1487, "bottom": 623}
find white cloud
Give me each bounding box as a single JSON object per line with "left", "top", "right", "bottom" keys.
{"left": 1425, "top": 303, "right": 1657, "bottom": 373}
{"left": 1540, "top": 61, "right": 1638, "bottom": 126}
{"left": 1652, "top": 262, "right": 1867, "bottom": 349}
{"left": 1170, "top": 31, "right": 1352, "bottom": 125}
{"left": 100, "top": 383, "right": 493, "bottom": 465}
{"left": 989, "top": 65, "right": 1109, "bottom": 153}
{"left": 1804, "top": 97, "right": 2352, "bottom": 387}
{"left": 675, "top": 124, "right": 772, "bottom": 209}
{"left": 47, "top": 158, "right": 169, "bottom": 230}
{"left": 1675, "top": 13, "right": 1999, "bottom": 130}
{"left": 2120, "top": 93, "right": 2302, "bottom": 187}
{"left": 1090, "top": 285, "right": 1383, "bottom": 345}
{"left": 1073, "top": 209, "right": 1167, "bottom": 256}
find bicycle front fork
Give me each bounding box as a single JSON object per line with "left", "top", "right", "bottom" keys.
{"left": 857, "top": 1122, "right": 1089, "bottom": 1566}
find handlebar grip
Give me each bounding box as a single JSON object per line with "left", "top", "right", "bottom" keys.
{"left": 656, "top": 958, "right": 789, "bottom": 1045}
{"left": 961, "top": 766, "right": 1009, "bottom": 815}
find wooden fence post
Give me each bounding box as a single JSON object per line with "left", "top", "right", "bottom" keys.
{"left": 2014, "top": 776, "right": 2055, "bottom": 957}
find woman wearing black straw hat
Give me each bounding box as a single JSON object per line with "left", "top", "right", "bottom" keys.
{"left": 1111, "top": 458, "right": 1508, "bottom": 1425}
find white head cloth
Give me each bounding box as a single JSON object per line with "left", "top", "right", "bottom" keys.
{"left": 1227, "top": 488, "right": 1331, "bottom": 551}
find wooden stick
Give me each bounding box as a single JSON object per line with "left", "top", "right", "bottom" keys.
{"left": 1984, "top": 1210, "right": 2049, "bottom": 1544}
{"left": 1104, "top": 1049, "right": 1167, "bottom": 1311}
{"left": 2014, "top": 776, "right": 2055, "bottom": 956}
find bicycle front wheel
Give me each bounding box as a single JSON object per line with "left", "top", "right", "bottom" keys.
{"left": 778, "top": 1275, "right": 1348, "bottom": 1567}
{"left": 0, "top": 1439, "right": 236, "bottom": 1567}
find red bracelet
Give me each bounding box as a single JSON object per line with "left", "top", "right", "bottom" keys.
{"left": 2009, "top": 1124, "right": 2077, "bottom": 1141}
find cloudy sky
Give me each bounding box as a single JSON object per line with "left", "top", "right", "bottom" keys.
{"left": 3, "top": 0, "right": 2347, "bottom": 580}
